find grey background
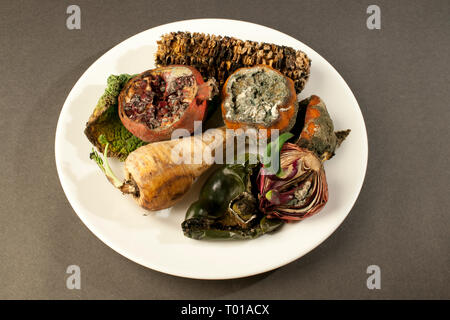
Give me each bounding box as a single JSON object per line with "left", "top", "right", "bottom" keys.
{"left": 0, "top": 0, "right": 448, "bottom": 299}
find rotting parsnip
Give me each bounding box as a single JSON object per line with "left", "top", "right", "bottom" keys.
{"left": 91, "top": 127, "right": 234, "bottom": 211}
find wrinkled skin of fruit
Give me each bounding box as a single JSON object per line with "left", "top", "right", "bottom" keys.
{"left": 118, "top": 65, "right": 216, "bottom": 142}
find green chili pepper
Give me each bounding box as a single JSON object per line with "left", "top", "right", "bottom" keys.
{"left": 182, "top": 159, "right": 283, "bottom": 240}
{"left": 185, "top": 163, "right": 249, "bottom": 221}
{"left": 182, "top": 133, "right": 294, "bottom": 240}
{"left": 182, "top": 216, "right": 283, "bottom": 240}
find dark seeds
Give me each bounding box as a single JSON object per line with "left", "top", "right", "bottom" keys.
{"left": 124, "top": 74, "right": 195, "bottom": 129}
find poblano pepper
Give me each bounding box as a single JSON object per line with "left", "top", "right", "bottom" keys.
{"left": 182, "top": 149, "right": 288, "bottom": 240}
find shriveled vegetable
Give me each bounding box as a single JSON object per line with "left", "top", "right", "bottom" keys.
{"left": 91, "top": 127, "right": 233, "bottom": 211}
{"left": 258, "top": 143, "right": 328, "bottom": 221}
{"left": 182, "top": 156, "right": 283, "bottom": 240}
{"left": 156, "top": 31, "right": 311, "bottom": 94}
{"left": 84, "top": 74, "right": 146, "bottom": 160}
{"left": 182, "top": 215, "right": 283, "bottom": 240}
{"left": 181, "top": 134, "right": 296, "bottom": 240}
{"left": 295, "top": 95, "right": 350, "bottom": 160}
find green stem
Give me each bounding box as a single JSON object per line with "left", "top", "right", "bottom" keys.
{"left": 102, "top": 143, "right": 124, "bottom": 188}
{"left": 263, "top": 132, "right": 293, "bottom": 174}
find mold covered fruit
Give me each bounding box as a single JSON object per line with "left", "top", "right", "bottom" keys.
{"left": 221, "top": 65, "right": 298, "bottom": 138}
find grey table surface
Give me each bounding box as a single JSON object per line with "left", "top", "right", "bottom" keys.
{"left": 1, "top": 0, "right": 449, "bottom": 299}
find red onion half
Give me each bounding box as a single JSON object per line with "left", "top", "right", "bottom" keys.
{"left": 258, "top": 143, "right": 328, "bottom": 221}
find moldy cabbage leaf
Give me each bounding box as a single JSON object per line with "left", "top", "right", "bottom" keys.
{"left": 84, "top": 74, "right": 147, "bottom": 160}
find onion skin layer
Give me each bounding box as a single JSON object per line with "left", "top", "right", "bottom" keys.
{"left": 258, "top": 143, "right": 328, "bottom": 221}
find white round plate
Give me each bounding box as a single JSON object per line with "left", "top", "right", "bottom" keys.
{"left": 55, "top": 19, "right": 368, "bottom": 279}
